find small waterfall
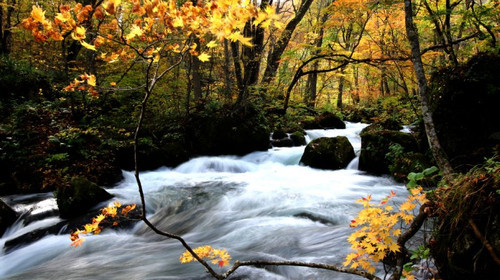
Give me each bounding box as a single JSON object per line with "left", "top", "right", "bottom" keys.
{"left": 346, "top": 157, "right": 359, "bottom": 170}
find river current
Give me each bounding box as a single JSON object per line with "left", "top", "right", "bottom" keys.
{"left": 0, "top": 122, "right": 409, "bottom": 279}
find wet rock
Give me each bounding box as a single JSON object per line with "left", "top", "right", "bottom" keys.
{"left": 0, "top": 199, "right": 18, "bottom": 237}
{"left": 359, "top": 126, "right": 419, "bottom": 175}
{"left": 290, "top": 131, "right": 306, "bottom": 146}
{"left": 272, "top": 129, "right": 287, "bottom": 140}
{"left": 300, "top": 136, "right": 355, "bottom": 170}
{"left": 272, "top": 138, "right": 294, "bottom": 148}
{"left": 4, "top": 204, "right": 141, "bottom": 253}
{"left": 4, "top": 221, "right": 66, "bottom": 253}
{"left": 56, "top": 177, "right": 113, "bottom": 219}
{"left": 302, "top": 112, "right": 346, "bottom": 129}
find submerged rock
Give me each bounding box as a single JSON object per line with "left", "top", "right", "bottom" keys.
{"left": 300, "top": 136, "right": 355, "bottom": 170}
{"left": 56, "top": 177, "right": 113, "bottom": 219}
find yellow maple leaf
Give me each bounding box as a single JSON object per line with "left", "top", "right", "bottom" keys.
{"left": 388, "top": 242, "right": 400, "bottom": 253}
{"left": 125, "top": 24, "right": 143, "bottom": 40}
{"left": 31, "top": 5, "right": 46, "bottom": 23}
{"left": 206, "top": 40, "right": 218, "bottom": 48}
{"left": 81, "top": 41, "right": 96, "bottom": 51}
{"left": 197, "top": 52, "right": 211, "bottom": 62}
{"left": 87, "top": 74, "right": 96, "bottom": 86}
{"left": 55, "top": 11, "right": 71, "bottom": 23}
{"left": 400, "top": 201, "right": 416, "bottom": 212}
{"left": 173, "top": 17, "right": 184, "bottom": 28}
{"left": 71, "top": 26, "right": 86, "bottom": 41}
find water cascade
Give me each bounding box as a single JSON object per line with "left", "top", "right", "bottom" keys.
{"left": 0, "top": 123, "right": 410, "bottom": 279}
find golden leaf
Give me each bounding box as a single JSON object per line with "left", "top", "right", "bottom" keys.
{"left": 206, "top": 40, "right": 218, "bottom": 48}
{"left": 87, "top": 74, "right": 96, "bottom": 86}
{"left": 81, "top": 41, "right": 96, "bottom": 51}
{"left": 125, "top": 24, "right": 143, "bottom": 40}
{"left": 197, "top": 52, "right": 211, "bottom": 62}
{"left": 71, "top": 26, "right": 86, "bottom": 41}
{"left": 31, "top": 6, "right": 46, "bottom": 23}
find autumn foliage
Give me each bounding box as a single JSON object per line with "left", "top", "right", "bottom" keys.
{"left": 70, "top": 201, "right": 136, "bottom": 247}
{"left": 180, "top": 245, "right": 232, "bottom": 268}
{"left": 344, "top": 187, "right": 428, "bottom": 274}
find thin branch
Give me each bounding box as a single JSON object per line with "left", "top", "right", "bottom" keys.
{"left": 223, "top": 260, "right": 382, "bottom": 280}
{"left": 389, "top": 204, "right": 431, "bottom": 280}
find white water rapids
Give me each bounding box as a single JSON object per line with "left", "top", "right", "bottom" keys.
{"left": 0, "top": 122, "right": 410, "bottom": 279}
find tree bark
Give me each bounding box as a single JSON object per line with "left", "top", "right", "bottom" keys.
{"left": 404, "top": 0, "right": 454, "bottom": 182}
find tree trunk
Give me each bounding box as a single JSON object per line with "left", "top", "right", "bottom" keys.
{"left": 305, "top": 7, "right": 329, "bottom": 108}
{"left": 404, "top": 0, "right": 454, "bottom": 182}
{"left": 223, "top": 39, "right": 233, "bottom": 100}
{"left": 262, "top": 0, "right": 315, "bottom": 85}
{"left": 0, "top": 0, "right": 15, "bottom": 55}
{"left": 192, "top": 38, "right": 203, "bottom": 102}
{"left": 352, "top": 66, "right": 360, "bottom": 104}
{"left": 337, "top": 67, "right": 345, "bottom": 109}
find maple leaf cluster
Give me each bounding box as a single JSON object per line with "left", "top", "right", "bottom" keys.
{"left": 343, "top": 187, "right": 428, "bottom": 274}
{"left": 180, "top": 245, "right": 232, "bottom": 268}
{"left": 70, "top": 201, "right": 136, "bottom": 247}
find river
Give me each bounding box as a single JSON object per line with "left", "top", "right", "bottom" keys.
{"left": 0, "top": 122, "right": 409, "bottom": 279}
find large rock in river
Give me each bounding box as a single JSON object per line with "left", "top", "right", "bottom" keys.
{"left": 300, "top": 137, "right": 355, "bottom": 170}
{"left": 1, "top": 199, "right": 18, "bottom": 236}
{"left": 57, "top": 177, "right": 113, "bottom": 219}
{"left": 302, "top": 112, "right": 346, "bottom": 129}
{"left": 359, "top": 125, "right": 419, "bottom": 175}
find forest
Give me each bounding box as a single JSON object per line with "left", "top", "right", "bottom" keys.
{"left": 0, "top": 0, "right": 499, "bottom": 279}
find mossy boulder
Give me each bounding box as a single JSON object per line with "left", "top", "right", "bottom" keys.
{"left": 300, "top": 137, "right": 355, "bottom": 170}
{"left": 290, "top": 131, "right": 306, "bottom": 146}
{"left": 359, "top": 126, "right": 419, "bottom": 175}
{"left": 302, "top": 112, "right": 346, "bottom": 129}
{"left": 116, "top": 139, "right": 189, "bottom": 171}
{"left": 56, "top": 177, "right": 113, "bottom": 219}
{"left": 430, "top": 53, "right": 500, "bottom": 170}
{"left": 272, "top": 138, "right": 294, "bottom": 147}
{"left": 272, "top": 129, "right": 287, "bottom": 140}
{"left": 186, "top": 105, "right": 270, "bottom": 156}
{"left": 1, "top": 199, "right": 18, "bottom": 236}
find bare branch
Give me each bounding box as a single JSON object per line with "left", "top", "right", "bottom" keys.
{"left": 223, "top": 260, "right": 382, "bottom": 280}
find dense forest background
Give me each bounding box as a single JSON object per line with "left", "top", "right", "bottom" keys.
{"left": 0, "top": 0, "right": 499, "bottom": 279}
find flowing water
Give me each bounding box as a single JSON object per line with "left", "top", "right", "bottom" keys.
{"left": 0, "top": 123, "right": 410, "bottom": 279}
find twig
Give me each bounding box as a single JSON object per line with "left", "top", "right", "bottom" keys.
{"left": 469, "top": 218, "right": 500, "bottom": 265}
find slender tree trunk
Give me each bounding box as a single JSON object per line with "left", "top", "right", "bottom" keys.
{"left": 352, "top": 66, "right": 360, "bottom": 104}
{"left": 404, "top": 0, "right": 454, "bottom": 182}
{"left": 0, "top": 0, "right": 15, "bottom": 55}
{"left": 305, "top": 8, "right": 328, "bottom": 108}
{"left": 337, "top": 67, "right": 345, "bottom": 109}
{"left": 191, "top": 38, "right": 203, "bottom": 103}
{"left": 223, "top": 39, "right": 233, "bottom": 100}
{"left": 262, "top": 0, "right": 315, "bottom": 85}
